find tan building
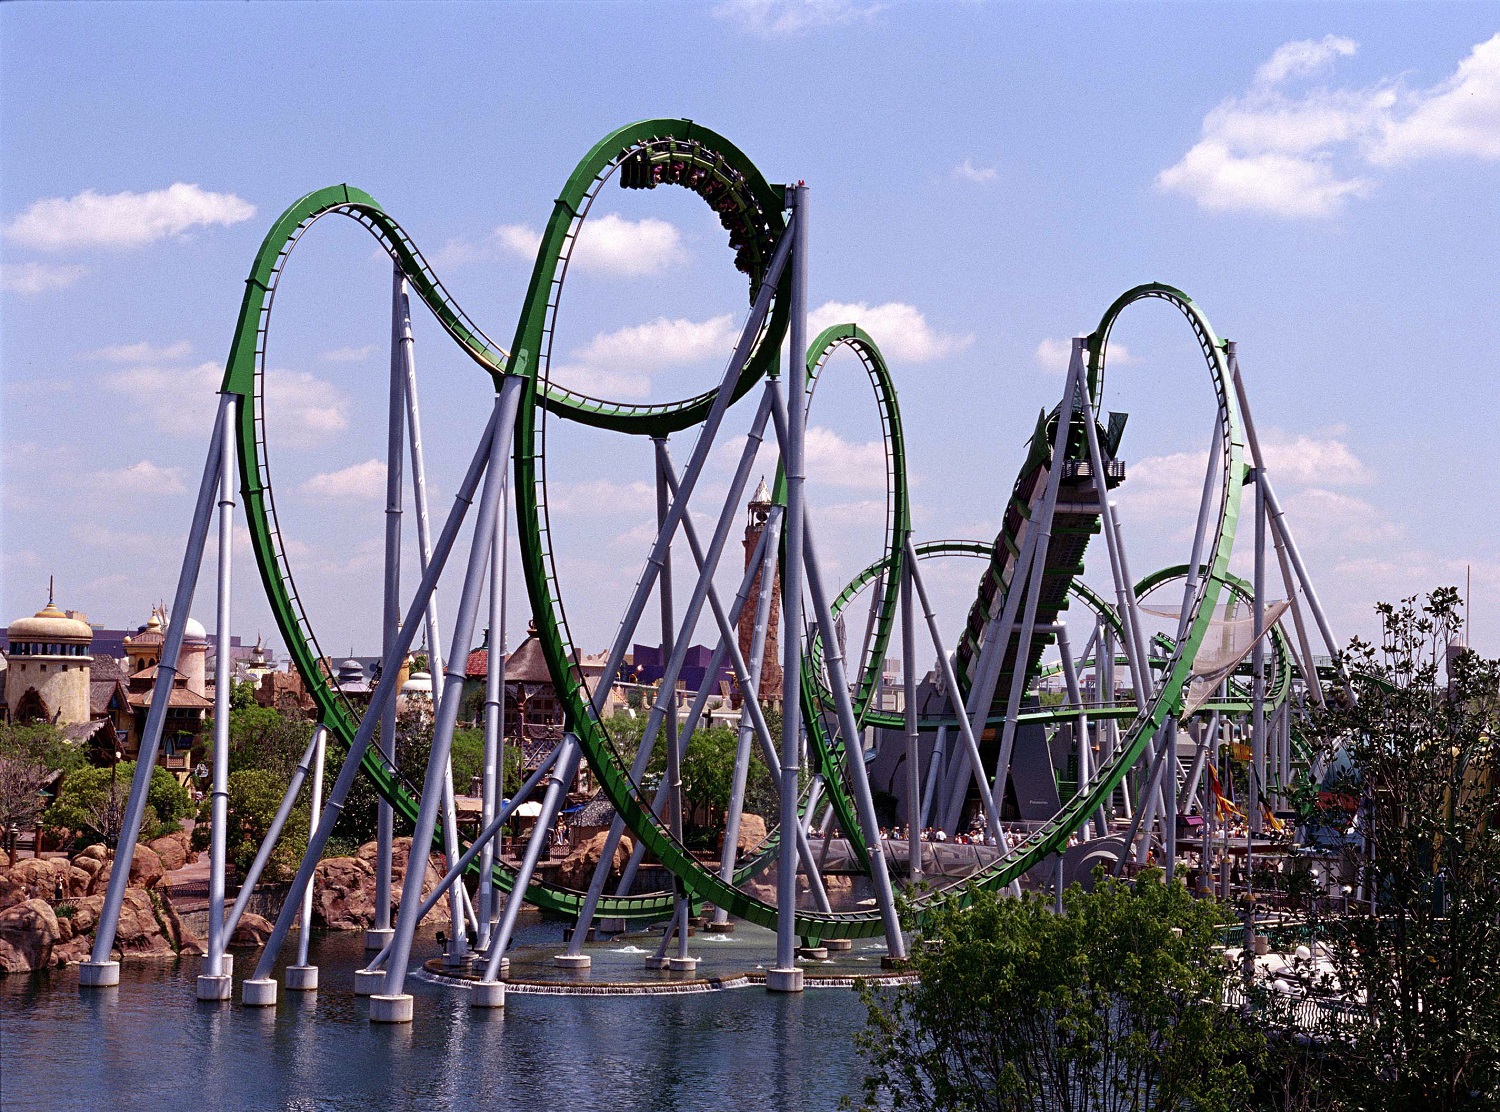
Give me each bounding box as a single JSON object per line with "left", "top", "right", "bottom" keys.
{"left": 737, "top": 478, "right": 782, "bottom": 705}
{"left": 4, "top": 600, "right": 94, "bottom": 726}
{"left": 121, "top": 606, "right": 213, "bottom": 778}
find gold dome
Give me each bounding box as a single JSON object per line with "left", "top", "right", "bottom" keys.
{"left": 8, "top": 601, "right": 93, "bottom": 643}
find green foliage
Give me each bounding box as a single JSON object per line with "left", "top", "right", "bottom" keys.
{"left": 229, "top": 679, "right": 258, "bottom": 710}
{"left": 855, "top": 873, "right": 1261, "bottom": 1111}
{"left": 1289, "top": 589, "right": 1500, "bottom": 1109}
{"left": 0, "top": 721, "right": 85, "bottom": 775}
{"left": 44, "top": 762, "right": 188, "bottom": 847}
{"left": 55, "top": 903, "right": 76, "bottom": 919}
{"left": 227, "top": 768, "right": 307, "bottom": 881}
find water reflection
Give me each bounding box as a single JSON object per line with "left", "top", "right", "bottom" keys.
{"left": 1, "top": 924, "right": 868, "bottom": 1112}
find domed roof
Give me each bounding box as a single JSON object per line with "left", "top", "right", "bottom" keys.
{"left": 337, "top": 658, "right": 366, "bottom": 683}
{"left": 400, "top": 671, "right": 433, "bottom": 696}
{"left": 176, "top": 616, "right": 208, "bottom": 643}
{"left": 126, "top": 607, "right": 166, "bottom": 648}
{"left": 8, "top": 601, "right": 92, "bottom": 643}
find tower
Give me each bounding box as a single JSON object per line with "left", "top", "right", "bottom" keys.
{"left": 739, "top": 478, "right": 782, "bottom": 705}
{"left": 4, "top": 598, "right": 94, "bottom": 725}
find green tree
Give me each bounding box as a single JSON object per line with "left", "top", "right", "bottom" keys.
{"left": 229, "top": 678, "right": 259, "bottom": 710}
{"left": 226, "top": 767, "right": 308, "bottom": 880}
{"left": 45, "top": 762, "right": 191, "bottom": 848}
{"left": 1290, "top": 589, "right": 1500, "bottom": 1109}
{"left": 0, "top": 722, "right": 83, "bottom": 832}
{"left": 856, "top": 872, "right": 1262, "bottom": 1111}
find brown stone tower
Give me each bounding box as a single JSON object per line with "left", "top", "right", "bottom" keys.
{"left": 739, "top": 478, "right": 782, "bottom": 705}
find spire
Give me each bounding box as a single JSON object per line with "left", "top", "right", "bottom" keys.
{"left": 749, "top": 476, "right": 772, "bottom": 508}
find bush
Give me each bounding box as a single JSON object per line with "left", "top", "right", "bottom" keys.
{"left": 856, "top": 872, "right": 1262, "bottom": 1111}
{"left": 45, "top": 762, "right": 187, "bottom": 848}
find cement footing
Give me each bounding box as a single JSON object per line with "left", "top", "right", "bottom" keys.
{"left": 765, "top": 967, "right": 805, "bottom": 993}
{"left": 667, "top": 956, "right": 700, "bottom": 972}
{"left": 701, "top": 920, "right": 735, "bottom": 934}
{"left": 880, "top": 955, "right": 910, "bottom": 971}
{"left": 642, "top": 955, "right": 672, "bottom": 970}
{"left": 823, "top": 938, "right": 853, "bottom": 951}
{"left": 797, "top": 946, "right": 828, "bottom": 961}
{"left": 242, "top": 978, "right": 278, "bottom": 1007}
{"left": 469, "top": 981, "right": 506, "bottom": 1009}
{"left": 284, "top": 965, "right": 319, "bottom": 991}
{"left": 198, "top": 953, "right": 233, "bottom": 977}
{"left": 364, "top": 927, "right": 395, "bottom": 951}
{"left": 79, "top": 960, "right": 120, "bottom": 987}
{"left": 196, "top": 974, "right": 233, "bottom": 1001}
{"left": 353, "top": 969, "right": 386, "bottom": 996}
{"left": 561, "top": 926, "right": 595, "bottom": 944}
{"left": 552, "top": 953, "right": 592, "bottom": 970}
{"left": 369, "top": 993, "right": 413, "bottom": 1024}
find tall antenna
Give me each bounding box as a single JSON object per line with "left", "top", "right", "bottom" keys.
{"left": 48, "top": 574, "right": 54, "bottom": 606}
{"left": 1467, "top": 564, "right": 1472, "bottom": 647}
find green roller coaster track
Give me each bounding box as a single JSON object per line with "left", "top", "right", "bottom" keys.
{"left": 222, "top": 118, "right": 1259, "bottom": 942}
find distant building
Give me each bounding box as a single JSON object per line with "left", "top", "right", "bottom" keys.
{"left": 737, "top": 477, "right": 782, "bottom": 705}
{"left": 122, "top": 606, "right": 212, "bottom": 778}
{"left": 2, "top": 596, "right": 123, "bottom": 758}
{"left": 5, "top": 600, "right": 95, "bottom": 726}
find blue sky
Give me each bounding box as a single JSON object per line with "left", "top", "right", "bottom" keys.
{"left": 3, "top": 2, "right": 1498, "bottom": 667}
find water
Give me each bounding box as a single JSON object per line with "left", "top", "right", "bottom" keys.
{"left": 0, "top": 924, "right": 872, "bottom": 1111}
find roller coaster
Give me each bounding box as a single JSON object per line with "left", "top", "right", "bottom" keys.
{"left": 77, "top": 119, "right": 1348, "bottom": 1021}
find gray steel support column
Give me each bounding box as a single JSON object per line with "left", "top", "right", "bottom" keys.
{"left": 1179, "top": 713, "right": 1217, "bottom": 813}
{"left": 651, "top": 437, "right": 692, "bottom": 964}
{"left": 219, "top": 727, "right": 322, "bottom": 944}
{"left": 900, "top": 560, "right": 921, "bottom": 881}
{"left": 380, "top": 378, "right": 520, "bottom": 1000}
{"left": 1119, "top": 724, "right": 1172, "bottom": 870}
{"left": 588, "top": 222, "right": 794, "bottom": 719}
{"left": 904, "top": 543, "right": 1004, "bottom": 848}
{"left": 803, "top": 525, "right": 906, "bottom": 957}
{"left": 363, "top": 743, "right": 561, "bottom": 971}
{"left": 1251, "top": 468, "right": 1266, "bottom": 837}
{"left": 248, "top": 400, "right": 503, "bottom": 987}
{"left": 374, "top": 266, "right": 406, "bottom": 943}
{"left": 1230, "top": 344, "right": 1347, "bottom": 699}
{"left": 1164, "top": 719, "right": 1179, "bottom": 877}
{"left": 396, "top": 279, "right": 467, "bottom": 963}
{"left": 86, "top": 395, "right": 228, "bottom": 982}
{"left": 203, "top": 401, "right": 236, "bottom": 982}
{"left": 1074, "top": 372, "right": 1151, "bottom": 714}
{"left": 989, "top": 352, "right": 1082, "bottom": 811}
{"left": 484, "top": 737, "right": 582, "bottom": 981}
{"left": 293, "top": 724, "right": 327, "bottom": 971}
{"left": 772, "top": 185, "right": 808, "bottom": 986}
{"left": 919, "top": 725, "right": 947, "bottom": 832}
{"left": 561, "top": 400, "right": 777, "bottom": 956}
{"left": 477, "top": 472, "right": 508, "bottom": 951}
{"left": 715, "top": 506, "right": 782, "bottom": 923}
{"left": 1056, "top": 626, "right": 1104, "bottom": 840}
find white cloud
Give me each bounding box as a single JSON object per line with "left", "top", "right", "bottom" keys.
{"left": 1253, "top": 35, "right": 1357, "bottom": 88}
{"left": 805, "top": 427, "right": 888, "bottom": 489}
{"left": 90, "top": 460, "right": 187, "bottom": 495}
{"left": 1258, "top": 430, "right": 1370, "bottom": 486}
{"left": 808, "top": 301, "right": 972, "bottom": 363}
{"left": 1157, "top": 143, "right": 1372, "bottom": 218}
{"left": 321, "top": 344, "right": 374, "bottom": 363}
{"left": 88, "top": 340, "right": 192, "bottom": 363}
{"left": 1284, "top": 487, "right": 1403, "bottom": 545}
{"left": 545, "top": 479, "right": 654, "bottom": 515}
{"left": 494, "top": 224, "right": 543, "bottom": 259}
{"left": 1034, "top": 337, "right": 1135, "bottom": 374}
{"left": 299, "top": 459, "right": 386, "bottom": 501}
{"left": 549, "top": 313, "right": 740, "bottom": 398}
{"left": 952, "top": 159, "right": 998, "bottom": 184}
{"left": 1157, "top": 33, "right": 1500, "bottom": 218}
{"left": 5, "top": 183, "right": 255, "bottom": 250}
{"left": 1374, "top": 34, "right": 1500, "bottom": 163}
{"left": 494, "top": 213, "right": 686, "bottom": 276}
{"left": 1, "top": 262, "right": 89, "bottom": 295}
{"left": 101, "top": 361, "right": 348, "bottom": 447}
{"left": 713, "top": 0, "right": 883, "bottom": 36}
{"left": 573, "top": 314, "right": 738, "bottom": 370}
